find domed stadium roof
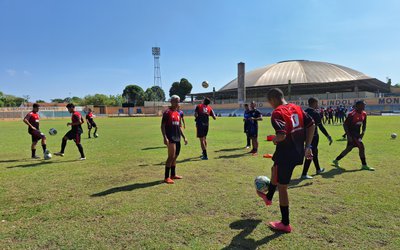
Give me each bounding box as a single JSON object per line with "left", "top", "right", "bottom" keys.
{"left": 220, "top": 60, "right": 373, "bottom": 91}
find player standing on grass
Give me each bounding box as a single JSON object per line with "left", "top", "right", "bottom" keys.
{"left": 161, "top": 95, "right": 188, "bottom": 184}
{"left": 195, "top": 97, "right": 216, "bottom": 160}
{"left": 54, "top": 103, "right": 86, "bottom": 160}
{"left": 85, "top": 108, "right": 98, "bottom": 138}
{"left": 257, "top": 88, "right": 315, "bottom": 233}
{"left": 333, "top": 100, "right": 374, "bottom": 171}
{"left": 243, "top": 104, "right": 251, "bottom": 148}
{"left": 23, "top": 103, "right": 49, "bottom": 159}
{"left": 301, "top": 98, "right": 333, "bottom": 179}
{"left": 248, "top": 101, "right": 263, "bottom": 156}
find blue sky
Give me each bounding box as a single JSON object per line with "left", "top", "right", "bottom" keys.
{"left": 1, "top": 0, "right": 399, "bottom": 102}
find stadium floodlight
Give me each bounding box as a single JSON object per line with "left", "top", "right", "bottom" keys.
{"left": 152, "top": 47, "right": 160, "bottom": 56}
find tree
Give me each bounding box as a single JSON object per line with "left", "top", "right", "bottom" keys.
{"left": 122, "top": 85, "right": 145, "bottom": 106}
{"left": 150, "top": 86, "right": 166, "bottom": 101}
{"left": 144, "top": 88, "right": 156, "bottom": 102}
{"left": 108, "top": 94, "right": 125, "bottom": 106}
{"left": 71, "top": 96, "right": 83, "bottom": 105}
{"left": 51, "top": 98, "right": 65, "bottom": 103}
{"left": 169, "top": 78, "right": 193, "bottom": 101}
{"left": 81, "top": 94, "right": 110, "bottom": 106}
{"left": 35, "top": 100, "right": 46, "bottom": 103}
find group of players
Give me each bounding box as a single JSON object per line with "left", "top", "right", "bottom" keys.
{"left": 23, "top": 103, "right": 98, "bottom": 160}
{"left": 161, "top": 88, "right": 374, "bottom": 233}
{"left": 320, "top": 105, "right": 349, "bottom": 125}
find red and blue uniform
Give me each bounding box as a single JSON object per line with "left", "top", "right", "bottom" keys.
{"left": 65, "top": 111, "right": 83, "bottom": 144}
{"left": 271, "top": 103, "right": 314, "bottom": 184}
{"left": 86, "top": 112, "right": 97, "bottom": 128}
{"left": 195, "top": 104, "right": 214, "bottom": 138}
{"left": 162, "top": 108, "right": 182, "bottom": 156}
{"left": 345, "top": 110, "right": 366, "bottom": 147}
{"left": 24, "top": 111, "right": 45, "bottom": 142}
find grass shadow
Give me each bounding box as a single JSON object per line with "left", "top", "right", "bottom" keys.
{"left": 217, "top": 153, "right": 248, "bottom": 159}
{"left": 6, "top": 159, "right": 79, "bottom": 169}
{"left": 223, "top": 219, "right": 283, "bottom": 250}
{"left": 289, "top": 178, "right": 313, "bottom": 189}
{"left": 320, "top": 166, "right": 362, "bottom": 179}
{"left": 215, "top": 147, "right": 244, "bottom": 153}
{"left": 141, "top": 146, "right": 165, "bottom": 151}
{"left": 91, "top": 180, "right": 162, "bottom": 197}
{"left": 0, "top": 159, "right": 24, "bottom": 163}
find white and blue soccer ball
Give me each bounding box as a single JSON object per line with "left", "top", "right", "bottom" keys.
{"left": 391, "top": 133, "right": 397, "bottom": 139}
{"left": 202, "top": 80, "right": 209, "bottom": 88}
{"left": 94, "top": 133, "right": 99, "bottom": 138}
{"left": 49, "top": 128, "right": 57, "bottom": 136}
{"left": 44, "top": 150, "right": 52, "bottom": 160}
{"left": 254, "top": 176, "right": 270, "bottom": 193}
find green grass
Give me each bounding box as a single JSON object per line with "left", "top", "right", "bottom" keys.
{"left": 0, "top": 116, "right": 399, "bottom": 249}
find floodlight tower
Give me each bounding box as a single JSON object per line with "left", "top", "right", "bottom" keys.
{"left": 152, "top": 47, "right": 162, "bottom": 88}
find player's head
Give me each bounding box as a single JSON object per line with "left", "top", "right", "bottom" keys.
{"left": 308, "top": 97, "right": 319, "bottom": 109}
{"left": 88, "top": 108, "right": 92, "bottom": 112}
{"left": 244, "top": 103, "right": 249, "bottom": 110}
{"left": 66, "top": 103, "right": 75, "bottom": 113}
{"left": 250, "top": 101, "right": 256, "bottom": 109}
{"left": 267, "top": 88, "right": 285, "bottom": 108}
{"left": 170, "top": 95, "right": 180, "bottom": 109}
{"left": 203, "top": 97, "right": 211, "bottom": 105}
{"left": 355, "top": 100, "right": 366, "bottom": 112}
{"left": 32, "top": 103, "right": 40, "bottom": 112}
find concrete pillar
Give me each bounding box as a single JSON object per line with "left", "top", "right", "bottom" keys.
{"left": 238, "top": 62, "right": 245, "bottom": 104}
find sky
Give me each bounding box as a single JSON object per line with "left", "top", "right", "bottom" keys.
{"left": 1, "top": 0, "right": 399, "bottom": 102}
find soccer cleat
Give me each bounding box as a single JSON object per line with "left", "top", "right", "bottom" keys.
{"left": 31, "top": 155, "right": 40, "bottom": 159}
{"left": 361, "top": 165, "right": 375, "bottom": 171}
{"left": 300, "top": 175, "right": 313, "bottom": 179}
{"left": 200, "top": 155, "right": 208, "bottom": 160}
{"left": 332, "top": 160, "right": 340, "bottom": 167}
{"left": 164, "top": 178, "right": 174, "bottom": 184}
{"left": 316, "top": 168, "right": 325, "bottom": 174}
{"left": 245, "top": 146, "right": 250, "bottom": 149}
{"left": 263, "top": 153, "right": 273, "bottom": 158}
{"left": 54, "top": 152, "right": 64, "bottom": 157}
{"left": 171, "top": 175, "right": 183, "bottom": 179}
{"left": 268, "top": 221, "right": 292, "bottom": 233}
{"left": 79, "top": 157, "right": 86, "bottom": 161}
{"left": 256, "top": 191, "right": 272, "bottom": 206}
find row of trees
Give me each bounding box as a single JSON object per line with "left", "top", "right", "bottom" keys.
{"left": 0, "top": 78, "right": 193, "bottom": 107}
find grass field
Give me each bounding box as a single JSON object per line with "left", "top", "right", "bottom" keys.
{"left": 0, "top": 116, "right": 399, "bottom": 249}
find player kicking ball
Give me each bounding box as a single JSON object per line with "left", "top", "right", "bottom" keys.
{"left": 23, "top": 103, "right": 50, "bottom": 159}
{"left": 54, "top": 103, "right": 86, "bottom": 160}
{"left": 161, "top": 95, "right": 188, "bottom": 184}
{"left": 257, "top": 88, "right": 315, "bottom": 233}
{"left": 332, "top": 100, "right": 374, "bottom": 171}
{"left": 85, "top": 108, "right": 98, "bottom": 138}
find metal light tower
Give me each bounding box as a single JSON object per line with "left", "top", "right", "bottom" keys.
{"left": 152, "top": 47, "right": 162, "bottom": 88}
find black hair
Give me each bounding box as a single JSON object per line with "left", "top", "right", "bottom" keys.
{"left": 308, "top": 97, "right": 318, "bottom": 106}
{"left": 267, "top": 88, "right": 284, "bottom": 100}
{"left": 203, "top": 97, "right": 211, "bottom": 105}
{"left": 66, "top": 103, "right": 75, "bottom": 109}
{"left": 32, "top": 103, "right": 40, "bottom": 108}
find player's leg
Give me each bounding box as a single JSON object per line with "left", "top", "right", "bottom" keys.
{"left": 40, "top": 134, "right": 47, "bottom": 154}
{"left": 164, "top": 142, "right": 176, "bottom": 184}
{"left": 251, "top": 135, "right": 258, "bottom": 155}
{"left": 93, "top": 124, "right": 97, "bottom": 136}
{"left": 74, "top": 133, "right": 85, "bottom": 160}
{"left": 246, "top": 133, "right": 251, "bottom": 148}
{"left": 171, "top": 142, "right": 182, "bottom": 179}
{"left": 54, "top": 132, "right": 70, "bottom": 156}
{"left": 88, "top": 125, "right": 91, "bottom": 138}
{"left": 256, "top": 164, "right": 275, "bottom": 206}
{"left": 333, "top": 141, "right": 354, "bottom": 167}
{"left": 358, "top": 142, "right": 374, "bottom": 171}
{"left": 31, "top": 140, "right": 39, "bottom": 158}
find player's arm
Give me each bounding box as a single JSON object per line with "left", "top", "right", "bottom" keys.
{"left": 210, "top": 108, "right": 216, "bottom": 120}
{"left": 271, "top": 112, "right": 286, "bottom": 144}
{"left": 23, "top": 115, "right": 37, "bottom": 130}
{"left": 343, "top": 115, "right": 351, "bottom": 136}
{"left": 194, "top": 106, "right": 199, "bottom": 119}
{"left": 68, "top": 115, "right": 84, "bottom": 126}
{"left": 252, "top": 111, "right": 263, "bottom": 121}
{"left": 304, "top": 112, "right": 316, "bottom": 159}
{"left": 161, "top": 114, "right": 169, "bottom": 145}
{"left": 179, "top": 126, "right": 188, "bottom": 145}
{"left": 361, "top": 115, "right": 367, "bottom": 138}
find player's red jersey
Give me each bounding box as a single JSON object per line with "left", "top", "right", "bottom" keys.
{"left": 24, "top": 111, "right": 40, "bottom": 133}
{"left": 271, "top": 103, "right": 314, "bottom": 164}
{"left": 345, "top": 110, "right": 366, "bottom": 137}
{"left": 195, "top": 104, "right": 214, "bottom": 126}
{"left": 71, "top": 111, "right": 83, "bottom": 133}
{"left": 162, "top": 108, "right": 181, "bottom": 142}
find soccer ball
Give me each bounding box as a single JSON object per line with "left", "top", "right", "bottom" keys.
{"left": 44, "top": 150, "right": 52, "bottom": 160}
{"left": 202, "top": 81, "right": 209, "bottom": 88}
{"left": 391, "top": 133, "right": 397, "bottom": 139}
{"left": 254, "top": 176, "right": 270, "bottom": 193}
{"left": 49, "top": 128, "right": 57, "bottom": 135}
{"left": 94, "top": 133, "right": 98, "bottom": 138}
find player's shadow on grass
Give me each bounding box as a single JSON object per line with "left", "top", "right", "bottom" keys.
{"left": 138, "top": 157, "right": 202, "bottom": 167}
{"left": 215, "top": 147, "right": 244, "bottom": 153}
{"left": 288, "top": 178, "right": 313, "bottom": 189}
{"left": 91, "top": 180, "right": 161, "bottom": 197}
{"left": 0, "top": 159, "right": 23, "bottom": 163}
{"left": 223, "top": 219, "right": 283, "bottom": 250}
{"left": 141, "top": 146, "right": 165, "bottom": 150}
{"left": 216, "top": 153, "right": 248, "bottom": 159}
{"left": 320, "top": 166, "right": 362, "bottom": 179}
{"left": 6, "top": 159, "right": 79, "bottom": 169}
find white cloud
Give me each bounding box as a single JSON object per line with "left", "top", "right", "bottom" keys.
{"left": 6, "top": 69, "right": 16, "bottom": 76}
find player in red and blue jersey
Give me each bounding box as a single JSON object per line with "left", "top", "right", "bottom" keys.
{"left": 333, "top": 101, "right": 374, "bottom": 171}
{"left": 195, "top": 97, "right": 216, "bottom": 160}
{"left": 161, "top": 95, "right": 188, "bottom": 184}
{"left": 54, "top": 103, "right": 86, "bottom": 160}
{"left": 85, "top": 108, "right": 97, "bottom": 138}
{"left": 257, "top": 88, "right": 315, "bottom": 233}
{"left": 23, "top": 103, "right": 49, "bottom": 159}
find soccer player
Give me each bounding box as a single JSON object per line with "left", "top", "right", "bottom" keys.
{"left": 178, "top": 106, "right": 186, "bottom": 129}
{"left": 23, "top": 103, "right": 49, "bottom": 159}
{"left": 195, "top": 97, "right": 216, "bottom": 160}
{"left": 301, "top": 98, "right": 333, "bottom": 179}
{"left": 248, "top": 101, "right": 263, "bottom": 156}
{"left": 161, "top": 95, "right": 188, "bottom": 184}
{"left": 85, "top": 108, "right": 98, "bottom": 138}
{"left": 327, "top": 107, "right": 334, "bottom": 124}
{"left": 54, "top": 103, "right": 86, "bottom": 160}
{"left": 333, "top": 101, "right": 374, "bottom": 171}
{"left": 243, "top": 104, "right": 251, "bottom": 148}
{"left": 257, "top": 88, "right": 315, "bottom": 233}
